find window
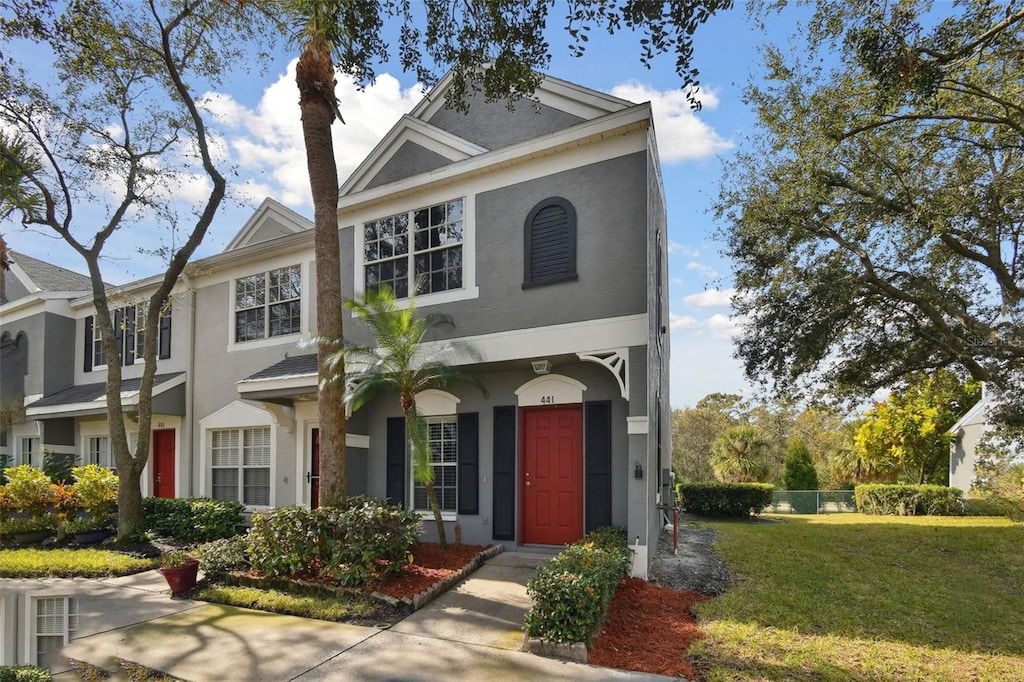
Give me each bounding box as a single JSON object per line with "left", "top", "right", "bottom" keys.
{"left": 210, "top": 427, "right": 271, "bottom": 505}
{"left": 364, "top": 199, "right": 463, "bottom": 299}
{"left": 523, "top": 197, "right": 577, "bottom": 287}
{"left": 134, "top": 304, "right": 171, "bottom": 360}
{"left": 34, "top": 597, "right": 78, "bottom": 669}
{"left": 87, "top": 436, "right": 111, "bottom": 468}
{"left": 19, "top": 437, "right": 39, "bottom": 467}
{"left": 91, "top": 319, "right": 106, "bottom": 368}
{"left": 413, "top": 417, "right": 458, "bottom": 512}
{"left": 235, "top": 266, "right": 301, "bottom": 342}
{"left": 84, "top": 304, "right": 171, "bottom": 371}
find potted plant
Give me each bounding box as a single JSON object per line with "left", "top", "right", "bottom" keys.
{"left": 66, "top": 464, "right": 118, "bottom": 544}
{"left": 159, "top": 550, "right": 200, "bottom": 595}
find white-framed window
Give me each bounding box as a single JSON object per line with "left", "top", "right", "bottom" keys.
{"left": 413, "top": 416, "right": 458, "bottom": 513}
{"left": 91, "top": 320, "right": 106, "bottom": 369}
{"left": 364, "top": 198, "right": 464, "bottom": 299}
{"left": 210, "top": 427, "right": 271, "bottom": 505}
{"left": 33, "top": 596, "right": 78, "bottom": 669}
{"left": 86, "top": 436, "right": 111, "bottom": 468}
{"left": 18, "top": 436, "right": 40, "bottom": 467}
{"left": 234, "top": 265, "right": 302, "bottom": 343}
{"left": 133, "top": 303, "right": 170, "bottom": 359}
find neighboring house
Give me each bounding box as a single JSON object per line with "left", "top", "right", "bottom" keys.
{"left": 948, "top": 385, "right": 993, "bottom": 494}
{"left": 1, "top": 73, "right": 671, "bottom": 582}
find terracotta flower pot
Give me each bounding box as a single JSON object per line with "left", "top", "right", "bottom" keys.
{"left": 159, "top": 559, "right": 200, "bottom": 595}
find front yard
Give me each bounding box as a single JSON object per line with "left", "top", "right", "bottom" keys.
{"left": 691, "top": 514, "right": 1024, "bottom": 681}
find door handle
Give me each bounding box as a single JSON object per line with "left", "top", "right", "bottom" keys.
{"left": 525, "top": 481, "right": 531, "bottom": 487}
{"left": 306, "top": 471, "right": 312, "bottom": 483}
{"left": 155, "top": 473, "right": 162, "bottom": 484}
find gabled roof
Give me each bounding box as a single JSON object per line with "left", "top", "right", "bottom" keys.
{"left": 339, "top": 71, "right": 638, "bottom": 197}
{"left": 948, "top": 385, "right": 992, "bottom": 434}
{"left": 25, "top": 372, "right": 186, "bottom": 419}
{"left": 7, "top": 250, "right": 93, "bottom": 294}
{"left": 223, "top": 198, "right": 312, "bottom": 252}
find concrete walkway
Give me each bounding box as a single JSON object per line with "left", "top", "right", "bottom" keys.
{"left": 59, "top": 550, "right": 672, "bottom": 681}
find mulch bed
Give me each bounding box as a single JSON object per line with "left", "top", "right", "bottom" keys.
{"left": 373, "top": 542, "right": 491, "bottom": 600}
{"left": 589, "top": 577, "right": 711, "bottom": 678}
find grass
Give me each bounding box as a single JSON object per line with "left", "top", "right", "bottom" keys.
{"left": 0, "top": 547, "right": 159, "bottom": 577}
{"left": 192, "top": 583, "right": 401, "bottom": 625}
{"left": 691, "top": 513, "right": 1024, "bottom": 681}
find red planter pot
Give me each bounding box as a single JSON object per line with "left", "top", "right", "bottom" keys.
{"left": 159, "top": 559, "right": 200, "bottom": 595}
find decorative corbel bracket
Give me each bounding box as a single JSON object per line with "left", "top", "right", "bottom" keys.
{"left": 577, "top": 348, "right": 629, "bottom": 400}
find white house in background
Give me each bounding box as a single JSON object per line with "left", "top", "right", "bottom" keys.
{"left": 948, "top": 385, "right": 993, "bottom": 494}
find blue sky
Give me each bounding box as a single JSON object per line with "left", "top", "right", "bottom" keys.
{"left": 2, "top": 5, "right": 809, "bottom": 408}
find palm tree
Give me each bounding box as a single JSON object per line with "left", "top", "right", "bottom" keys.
{"left": 710, "top": 425, "right": 771, "bottom": 483}
{"left": 287, "top": 2, "right": 354, "bottom": 506}
{"left": 327, "top": 285, "right": 486, "bottom": 547}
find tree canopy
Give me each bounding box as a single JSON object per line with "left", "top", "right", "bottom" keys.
{"left": 717, "top": 0, "right": 1024, "bottom": 430}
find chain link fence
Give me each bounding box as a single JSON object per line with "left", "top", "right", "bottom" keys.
{"left": 770, "top": 490, "right": 856, "bottom": 514}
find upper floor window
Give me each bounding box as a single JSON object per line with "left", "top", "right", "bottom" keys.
{"left": 523, "top": 197, "right": 577, "bottom": 288}
{"left": 84, "top": 303, "right": 171, "bottom": 372}
{"left": 364, "top": 199, "right": 463, "bottom": 299}
{"left": 235, "top": 265, "right": 301, "bottom": 342}
{"left": 91, "top": 318, "right": 106, "bottom": 368}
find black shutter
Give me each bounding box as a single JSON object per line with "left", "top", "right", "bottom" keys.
{"left": 158, "top": 310, "right": 172, "bottom": 359}
{"left": 385, "top": 417, "right": 406, "bottom": 506}
{"left": 123, "top": 306, "right": 136, "bottom": 366}
{"left": 83, "top": 316, "right": 93, "bottom": 372}
{"left": 523, "top": 197, "right": 577, "bottom": 287}
{"left": 585, "top": 400, "right": 613, "bottom": 532}
{"left": 492, "top": 405, "right": 516, "bottom": 540}
{"left": 113, "top": 309, "right": 124, "bottom": 367}
{"left": 457, "top": 413, "right": 479, "bottom": 515}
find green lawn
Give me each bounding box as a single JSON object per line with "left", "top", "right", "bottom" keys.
{"left": 0, "top": 547, "right": 159, "bottom": 577}
{"left": 692, "top": 514, "right": 1024, "bottom": 681}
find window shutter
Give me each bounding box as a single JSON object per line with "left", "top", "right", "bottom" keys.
{"left": 123, "top": 307, "right": 135, "bottom": 365}
{"left": 158, "top": 311, "right": 172, "bottom": 359}
{"left": 83, "top": 316, "right": 93, "bottom": 372}
{"left": 492, "top": 405, "right": 517, "bottom": 540}
{"left": 457, "top": 412, "right": 479, "bottom": 515}
{"left": 523, "top": 197, "right": 577, "bottom": 287}
{"left": 113, "top": 309, "right": 124, "bottom": 367}
{"left": 386, "top": 417, "right": 406, "bottom": 506}
{"left": 585, "top": 400, "right": 613, "bottom": 532}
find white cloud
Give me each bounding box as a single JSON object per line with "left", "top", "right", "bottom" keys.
{"left": 686, "top": 261, "right": 720, "bottom": 278}
{"left": 609, "top": 81, "right": 733, "bottom": 162}
{"left": 707, "top": 313, "right": 744, "bottom": 340}
{"left": 683, "top": 288, "right": 736, "bottom": 308}
{"left": 668, "top": 241, "right": 700, "bottom": 257}
{"left": 670, "top": 313, "right": 701, "bottom": 331}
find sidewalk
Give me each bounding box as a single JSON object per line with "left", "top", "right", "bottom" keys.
{"left": 60, "top": 550, "right": 672, "bottom": 681}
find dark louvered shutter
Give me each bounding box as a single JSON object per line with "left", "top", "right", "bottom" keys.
{"left": 386, "top": 417, "right": 406, "bottom": 506}
{"left": 585, "top": 400, "right": 613, "bottom": 532}
{"left": 158, "top": 310, "right": 172, "bottom": 359}
{"left": 457, "top": 413, "right": 479, "bottom": 515}
{"left": 83, "top": 316, "right": 93, "bottom": 372}
{"left": 492, "top": 405, "right": 517, "bottom": 540}
{"left": 123, "top": 306, "right": 136, "bottom": 365}
{"left": 523, "top": 198, "right": 577, "bottom": 287}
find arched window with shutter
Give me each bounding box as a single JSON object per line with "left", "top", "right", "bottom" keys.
{"left": 523, "top": 197, "right": 577, "bottom": 287}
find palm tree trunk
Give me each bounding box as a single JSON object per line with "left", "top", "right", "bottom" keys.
{"left": 425, "top": 482, "right": 447, "bottom": 548}
{"left": 296, "top": 44, "right": 346, "bottom": 506}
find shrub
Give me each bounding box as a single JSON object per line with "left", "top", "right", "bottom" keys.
{"left": 677, "top": 482, "right": 774, "bottom": 517}
{"left": 524, "top": 527, "right": 629, "bottom": 645}
{"left": 195, "top": 535, "right": 251, "bottom": 578}
{"left": 142, "top": 497, "right": 245, "bottom": 542}
{"left": 855, "top": 484, "right": 964, "bottom": 516}
{"left": 782, "top": 441, "right": 819, "bottom": 491}
{"left": 42, "top": 451, "right": 75, "bottom": 484}
{"left": 246, "top": 496, "right": 421, "bottom": 586}
{"left": 2, "top": 465, "right": 54, "bottom": 516}
{"left": 0, "top": 665, "right": 51, "bottom": 682}
{"left": 963, "top": 495, "right": 1024, "bottom": 520}
{"left": 70, "top": 465, "right": 118, "bottom": 521}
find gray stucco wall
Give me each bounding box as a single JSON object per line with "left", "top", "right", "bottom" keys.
{"left": 2, "top": 271, "right": 31, "bottom": 302}
{"left": 340, "top": 152, "right": 648, "bottom": 345}
{"left": 2, "top": 312, "right": 46, "bottom": 398}
{"left": 950, "top": 420, "right": 986, "bottom": 493}
{"left": 365, "top": 141, "right": 453, "bottom": 190}
{"left": 426, "top": 92, "right": 585, "bottom": 151}
{"left": 43, "top": 313, "right": 75, "bottom": 396}
{"left": 359, "top": 360, "right": 629, "bottom": 548}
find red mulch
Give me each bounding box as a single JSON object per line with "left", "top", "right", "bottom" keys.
{"left": 589, "top": 577, "right": 711, "bottom": 679}
{"left": 373, "top": 542, "right": 490, "bottom": 600}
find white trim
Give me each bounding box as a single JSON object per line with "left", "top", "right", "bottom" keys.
{"left": 415, "top": 389, "right": 461, "bottom": 417}
{"left": 199, "top": 400, "right": 278, "bottom": 507}
{"left": 224, "top": 198, "right": 312, "bottom": 251}
{"left": 515, "top": 374, "right": 586, "bottom": 407}
{"left": 627, "top": 416, "right": 649, "bottom": 435}
{"left": 237, "top": 372, "right": 318, "bottom": 395}
{"left": 347, "top": 433, "right": 370, "bottom": 449}
{"left": 227, "top": 261, "right": 308, "bottom": 352}
{"left": 25, "top": 373, "right": 187, "bottom": 418}
{"left": 0, "top": 295, "right": 79, "bottom": 324}
{"left": 947, "top": 391, "right": 992, "bottom": 434}
{"left": 578, "top": 348, "right": 630, "bottom": 400}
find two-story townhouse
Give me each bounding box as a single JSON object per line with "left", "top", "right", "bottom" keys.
{"left": 4, "top": 71, "right": 671, "bottom": 580}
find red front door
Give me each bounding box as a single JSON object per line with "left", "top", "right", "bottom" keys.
{"left": 310, "top": 428, "right": 320, "bottom": 509}
{"left": 152, "top": 429, "right": 175, "bottom": 498}
{"left": 521, "top": 406, "right": 584, "bottom": 545}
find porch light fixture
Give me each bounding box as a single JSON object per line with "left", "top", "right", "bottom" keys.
{"left": 531, "top": 359, "right": 551, "bottom": 375}
{"left": 634, "top": 459, "right": 644, "bottom": 479}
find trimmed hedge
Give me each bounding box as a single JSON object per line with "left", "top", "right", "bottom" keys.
{"left": 677, "top": 482, "right": 775, "bottom": 517}
{"left": 855, "top": 484, "right": 964, "bottom": 516}
{"left": 963, "top": 496, "right": 1024, "bottom": 520}
{"left": 246, "top": 496, "right": 421, "bottom": 586}
{"left": 0, "top": 666, "right": 50, "bottom": 682}
{"left": 142, "top": 497, "right": 245, "bottom": 542}
{"left": 524, "top": 527, "right": 630, "bottom": 646}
